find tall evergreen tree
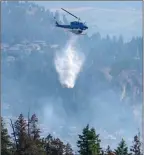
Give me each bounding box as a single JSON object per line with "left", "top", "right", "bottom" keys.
{"left": 105, "top": 145, "right": 112, "bottom": 155}
{"left": 13, "top": 113, "right": 28, "bottom": 155}
{"left": 28, "top": 114, "right": 42, "bottom": 155}
{"left": 30, "top": 114, "right": 40, "bottom": 141}
{"left": 1, "top": 117, "right": 12, "bottom": 155}
{"left": 44, "top": 134, "right": 53, "bottom": 155}
{"left": 43, "top": 134, "right": 65, "bottom": 155}
{"left": 115, "top": 139, "right": 129, "bottom": 155}
{"left": 130, "top": 132, "right": 142, "bottom": 155}
{"left": 51, "top": 138, "right": 65, "bottom": 155}
{"left": 77, "top": 124, "right": 101, "bottom": 155}
{"left": 64, "top": 142, "right": 74, "bottom": 155}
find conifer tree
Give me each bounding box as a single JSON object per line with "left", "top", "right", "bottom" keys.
{"left": 30, "top": 114, "right": 40, "bottom": 140}
{"left": 130, "top": 132, "right": 142, "bottom": 155}
{"left": 64, "top": 142, "right": 74, "bottom": 155}
{"left": 13, "top": 113, "right": 28, "bottom": 155}
{"left": 115, "top": 139, "right": 129, "bottom": 155}
{"left": 44, "top": 134, "right": 53, "bottom": 155}
{"left": 1, "top": 117, "right": 12, "bottom": 155}
{"left": 106, "top": 145, "right": 112, "bottom": 155}
{"left": 28, "top": 114, "right": 42, "bottom": 155}
{"left": 51, "top": 138, "right": 65, "bottom": 155}
{"left": 77, "top": 124, "right": 101, "bottom": 155}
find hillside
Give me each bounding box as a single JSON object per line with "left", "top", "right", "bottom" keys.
{"left": 1, "top": 1, "right": 142, "bottom": 150}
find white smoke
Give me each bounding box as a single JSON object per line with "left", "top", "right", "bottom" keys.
{"left": 120, "top": 84, "right": 126, "bottom": 101}
{"left": 54, "top": 36, "right": 85, "bottom": 88}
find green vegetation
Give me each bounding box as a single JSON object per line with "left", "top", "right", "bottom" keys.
{"left": 1, "top": 117, "right": 12, "bottom": 155}
{"left": 1, "top": 114, "right": 143, "bottom": 155}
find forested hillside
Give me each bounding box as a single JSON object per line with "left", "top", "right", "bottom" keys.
{"left": 1, "top": 1, "right": 143, "bottom": 154}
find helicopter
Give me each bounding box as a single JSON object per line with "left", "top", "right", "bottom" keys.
{"left": 54, "top": 8, "right": 88, "bottom": 35}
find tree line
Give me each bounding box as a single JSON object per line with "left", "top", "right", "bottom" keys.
{"left": 1, "top": 113, "right": 143, "bottom": 155}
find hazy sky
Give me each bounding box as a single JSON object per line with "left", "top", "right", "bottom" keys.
{"left": 35, "top": 1, "right": 141, "bottom": 9}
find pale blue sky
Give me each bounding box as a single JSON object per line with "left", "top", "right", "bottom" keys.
{"left": 36, "top": 1, "right": 141, "bottom": 10}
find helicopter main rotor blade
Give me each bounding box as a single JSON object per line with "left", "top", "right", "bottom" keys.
{"left": 61, "top": 8, "right": 80, "bottom": 20}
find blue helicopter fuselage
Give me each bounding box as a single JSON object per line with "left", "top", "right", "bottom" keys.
{"left": 56, "top": 21, "right": 88, "bottom": 30}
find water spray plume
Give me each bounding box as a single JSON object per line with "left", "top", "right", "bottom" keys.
{"left": 54, "top": 36, "right": 85, "bottom": 88}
